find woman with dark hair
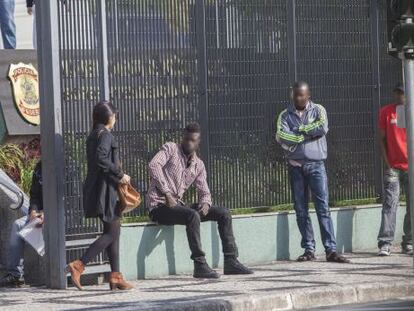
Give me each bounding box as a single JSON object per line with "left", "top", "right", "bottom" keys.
{"left": 67, "top": 101, "right": 133, "bottom": 291}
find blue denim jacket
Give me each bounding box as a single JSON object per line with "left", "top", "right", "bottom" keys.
{"left": 276, "top": 101, "right": 328, "bottom": 161}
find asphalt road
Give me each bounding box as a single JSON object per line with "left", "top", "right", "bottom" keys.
{"left": 307, "top": 298, "right": 414, "bottom": 310}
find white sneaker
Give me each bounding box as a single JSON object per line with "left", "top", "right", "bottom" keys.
{"left": 378, "top": 245, "right": 391, "bottom": 256}
{"left": 402, "top": 245, "right": 413, "bottom": 256}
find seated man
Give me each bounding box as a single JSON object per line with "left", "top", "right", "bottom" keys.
{"left": 147, "top": 123, "right": 253, "bottom": 278}
{"left": 0, "top": 161, "right": 43, "bottom": 287}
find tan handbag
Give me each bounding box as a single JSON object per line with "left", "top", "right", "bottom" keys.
{"left": 118, "top": 182, "right": 141, "bottom": 214}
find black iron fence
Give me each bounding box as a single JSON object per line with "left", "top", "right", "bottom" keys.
{"left": 55, "top": 0, "right": 401, "bottom": 263}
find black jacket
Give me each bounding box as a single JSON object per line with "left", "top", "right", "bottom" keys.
{"left": 29, "top": 161, "right": 42, "bottom": 213}
{"left": 83, "top": 124, "right": 123, "bottom": 222}
{"left": 26, "top": 0, "right": 34, "bottom": 8}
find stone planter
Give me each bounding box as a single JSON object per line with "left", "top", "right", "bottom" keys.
{"left": 119, "top": 205, "right": 406, "bottom": 280}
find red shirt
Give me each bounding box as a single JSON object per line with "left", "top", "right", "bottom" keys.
{"left": 379, "top": 104, "right": 408, "bottom": 171}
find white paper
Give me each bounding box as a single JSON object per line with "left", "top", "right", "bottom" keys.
{"left": 18, "top": 218, "right": 45, "bottom": 256}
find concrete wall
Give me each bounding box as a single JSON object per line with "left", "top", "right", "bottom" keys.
{"left": 120, "top": 205, "right": 407, "bottom": 280}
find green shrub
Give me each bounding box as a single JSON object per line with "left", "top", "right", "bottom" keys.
{"left": 0, "top": 139, "right": 40, "bottom": 195}
{"left": 17, "top": 159, "right": 38, "bottom": 194}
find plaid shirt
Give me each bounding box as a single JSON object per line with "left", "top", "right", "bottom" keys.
{"left": 146, "top": 142, "right": 212, "bottom": 211}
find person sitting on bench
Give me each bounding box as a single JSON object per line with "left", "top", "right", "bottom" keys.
{"left": 147, "top": 122, "right": 253, "bottom": 279}
{"left": 0, "top": 161, "right": 42, "bottom": 287}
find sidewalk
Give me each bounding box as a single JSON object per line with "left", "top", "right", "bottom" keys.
{"left": 0, "top": 251, "right": 413, "bottom": 311}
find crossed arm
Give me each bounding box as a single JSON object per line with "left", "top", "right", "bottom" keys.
{"left": 298, "top": 104, "right": 329, "bottom": 138}
{"left": 276, "top": 105, "right": 328, "bottom": 148}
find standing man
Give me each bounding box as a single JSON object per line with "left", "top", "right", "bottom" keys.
{"left": 0, "top": 0, "right": 16, "bottom": 49}
{"left": 377, "top": 84, "right": 413, "bottom": 256}
{"left": 276, "top": 81, "right": 349, "bottom": 263}
{"left": 147, "top": 123, "right": 253, "bottom": 279}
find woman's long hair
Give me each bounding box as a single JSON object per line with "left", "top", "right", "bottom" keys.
{"left": 92, "top": 101, "right": 118, "bottom": 129}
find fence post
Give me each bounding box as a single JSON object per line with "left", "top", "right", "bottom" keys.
{"left": 195, "top": 0, "right": 211, "bottom": 177}
{"left": 97, "top": 0, "right": 110, "bottom": 101}
{"left": 36, "top": 0, "right": 67, "bottom": 289}
{"left": 370, "top": 0, "right": 383, "bottom": 199}
{"left": 287, "top": 0, "right": 297, "bottom": 84}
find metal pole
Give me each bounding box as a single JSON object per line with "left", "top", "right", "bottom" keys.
{"left": 287, "top": 0, "right": 297, "bottom": 84}
{"left": 370, "top": 0, "right": 383, "bottom": 200}
{"left": 403, "top": 57, "right": 414, "bottom": 267}
{"left": 36, "top": 0, "right": 67, "bottom": 288}
{"left": 404, "top": 58, "right": 414, "bottom": 266}
{"left": 195, "top": 0, "right": 211, "bottom": 178}
{"left": 97, "top": 0, "right": 110, "bottom": 101}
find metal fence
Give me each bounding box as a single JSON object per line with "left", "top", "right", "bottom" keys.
{"left": 47, "top": 0, "right": 401, "bottom": 268}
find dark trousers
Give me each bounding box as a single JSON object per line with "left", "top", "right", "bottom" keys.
{"left": 81, "top": 217, "right": 121, "bottom": 272}
{"left": 150, "top": 203, "right": 238, "bottom": 263}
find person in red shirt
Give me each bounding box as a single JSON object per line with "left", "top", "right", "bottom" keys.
{"left": 377, "top": 84, "right": 412, "bottom": 256}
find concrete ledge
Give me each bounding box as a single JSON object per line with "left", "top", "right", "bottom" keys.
{"left": 355, "top": 281, "right": 414, "bottom": 303}
{"left": 120, "top": 205, "right": 406, "bottom": 280}
{"left": 141, "top": 281, "right": 414, "bottom": 311}
{"left": 290, "top": 284, "right": 358, "bottom": 309}
{"left": 120, "top": 204, "right": 385, "bottom": 228}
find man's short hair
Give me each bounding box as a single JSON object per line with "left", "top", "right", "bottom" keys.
{"left": 292, "top": 81, "right": 310, "bottom": 90}
{"left": 184, "top": 122, "right": 201, "bottom": 134}
{"left": 393, "top": 83, "right": 404, "bottom": 94}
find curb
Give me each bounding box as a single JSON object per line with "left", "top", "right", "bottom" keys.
{"left": 145, "top": 281, "right": 414, "bottom": 311}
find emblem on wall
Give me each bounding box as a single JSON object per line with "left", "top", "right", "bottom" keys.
{"left": 7, "top": 63, "right": 40, "bottom": 126}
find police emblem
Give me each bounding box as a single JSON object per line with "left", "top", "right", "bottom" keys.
{"left": 7, "top": 63, "right": 40, "bottom": 126}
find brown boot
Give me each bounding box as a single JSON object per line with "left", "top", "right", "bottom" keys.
{"left": 109, "top": 272, "right": 134, "bottom": 290}
{"left": 67, "top": 260, "right": 85, "bottom": 290}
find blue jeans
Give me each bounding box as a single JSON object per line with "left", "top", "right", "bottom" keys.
{"left": 7, "top": 216, "right": 28, "bottom": 278}
{"left": 289, "top": 161, "right": 337, "bottom": 253}
{"left": 0, "top": 0, "right": 16, "bottom": 49}
{"left": 378, "top": 168, "right": 412, "bottom": 248}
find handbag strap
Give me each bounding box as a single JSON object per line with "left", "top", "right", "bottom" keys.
{"left": 97, "top": 129, "right": 105, "bottom": 138}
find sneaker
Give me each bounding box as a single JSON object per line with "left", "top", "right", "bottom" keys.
{"left": 402, "top": 244, "right": 413, "bottom": 256}
{"left": 326, "top": 252, "right": 350, "bottom": 263}
{"left": 223, "top": 258, "right": 253, "bottom": 275}
{"left": 297, "top": 251, "right": 316, "bottom": 262}
{"left": 193, "top": 261, "right": 220, "bottom": 279}
{"left": 0, "top": 273, "right": 25, "bottom": 287}
{"left": 378, "top": 245, "right": 391, "bottom": 256}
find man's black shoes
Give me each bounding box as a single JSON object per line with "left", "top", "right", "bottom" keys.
{"left": 0, "top": 273, "right": 25, "bottom": 287}
{"left": 193, "top": 261, "right": 220, "bottom": 279}
{"left": 296, "top": 251, "right": 350, "bottom": 263}
{"left": 326, "top": 252, "right": 350, "bottom": 263}
{"left": 224, "top": 257, "right": 253, "bottom": 275}
{"left": 297, "top": 251, "right": 316, "bottom": 262}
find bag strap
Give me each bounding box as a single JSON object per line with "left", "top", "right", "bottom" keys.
{"left": 97, "top": 129, "right": 105, "bottom": 139}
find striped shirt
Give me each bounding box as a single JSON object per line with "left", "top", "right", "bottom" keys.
{"left": 146, "top": 142, "right": 212, "bottom": 211}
